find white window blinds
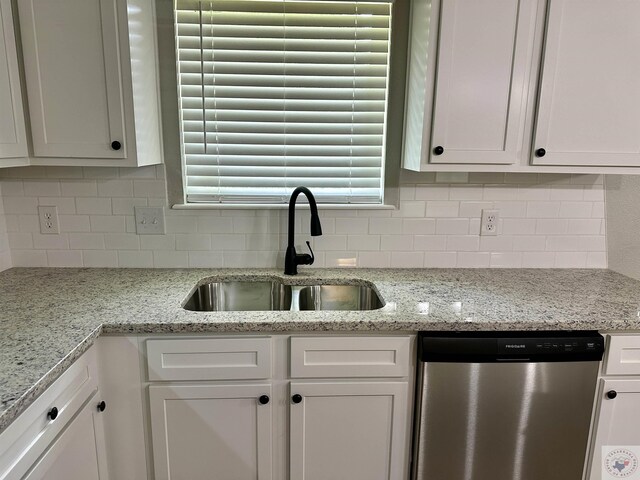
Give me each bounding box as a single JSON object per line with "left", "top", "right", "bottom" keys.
{"left": 175, "top": 0, "right": 393, "bottom": 204}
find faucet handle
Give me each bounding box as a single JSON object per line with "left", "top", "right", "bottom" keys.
{"left": 296, "top": 241, "right": 315, "bottom": 266}
{"left": 305, "top": 241, "right": 315, "bottom": 264}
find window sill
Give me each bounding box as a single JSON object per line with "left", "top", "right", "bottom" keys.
{"left": 171, "top": 203, "right": 397, "bottom": 211}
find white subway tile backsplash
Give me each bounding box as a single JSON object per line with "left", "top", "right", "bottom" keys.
{"left": 153, "top": 251, "right": 189, "bottom": 268}
{"left": 83, "top": 250, "right": 118, "bottom": 267}
{"left": 97, "top": 179, "right": 134, "bottom": 197}
{"left": 69, "top": 233, "right": 105, "bottom": 250}
{"left": 175, "top": 234, "right": 212, "bottom": 251}
{"left": 76, "top": 197, "right": 112, "bottom": 215}
{"left": 0, "top": 168, "right": 607, "bottom": 269}
{"left": 118, "top": 250, "right": 153, "bottom": 268}
{"left": 105, "top": 233, "right": 140, "bottom": 250}
{"left": 380, "top": 234, "right": 413, "bottom": 251}
{"left": 426, "top": 201, "right": 459, "bottom": 217}
{"left": 335, "top": 217, "right": 369, "bottom": 234}
{"left": 188, "top": 251, "right": 224, "bottom": 268}
{"left": 47, "top": 250, "right": 83, "bottom": 267}
{"left": 435, "top": 218, "right": 469, "bottom": 235}
{"left": 60, "top": 180, "right": 97, "bottom": 197}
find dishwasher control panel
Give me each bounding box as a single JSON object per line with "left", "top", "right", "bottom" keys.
{"left": 420, "top": 331, "right": 605, "bottom": 362}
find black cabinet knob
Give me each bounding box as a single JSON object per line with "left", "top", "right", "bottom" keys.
{"left": 433, "top": 146, "right": 444, "bottom": 156}
{"left": 259, "top": 395, "right": 270, "bottom": 405}
{"left": 97, "top": 401, "right": 106, "bottom": 412}
{"left": 111, "top": 141, "right": 122, "bottom": 151}
{"left": 292, "top": 394, "right": 303, "bottom": 404}
{"left": 535, "top": 148, "right": 546, "bottom": 157}
{"left": 606, "top": 390, "right": 618, "bottom": 399}
{"left": 47, "top": 407, "right": 58, "bottom": 421}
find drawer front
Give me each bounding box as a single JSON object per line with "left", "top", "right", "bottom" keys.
{"left": 605, "top": 335, "right": 640, "bottom": 375}
{"left": 0, "top": 347, "right": 98, "bottom": 480}
{"left": 147, "top": 337, "right": 272, "bottom": 381}
{"left": 290, "top": 336, "right": 412, "bottom": 378}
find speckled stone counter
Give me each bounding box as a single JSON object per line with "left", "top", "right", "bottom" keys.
{"left": 2, "top": 267, "right": 640, "bottom": 434}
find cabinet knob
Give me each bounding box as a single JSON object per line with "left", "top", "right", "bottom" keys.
{"left": 97, "top": 401, "right": 106, "bottom": 412}
{"left": 433, "top": 146, "right": 444, "bottom": 156}
{"left": 47, "top": 407, "right": 59, "bottom": 421}
{"left": 259, "top": 395, "right": 270, "bottom": 405}
{"left": 606, "top": 390, "right": 618, "bottom": 400}
{"left": 292, "top": 394, "right": 303, "bottom": 404}
{"left": 111, "top": 141, "right": 122, "bottom": 151}
{"left": 535, "top": 148, "right": 546, "bottom": 157}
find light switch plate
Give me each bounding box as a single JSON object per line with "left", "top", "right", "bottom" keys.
{"left": 135, "top": 206, "right": 166, "bottom": 235}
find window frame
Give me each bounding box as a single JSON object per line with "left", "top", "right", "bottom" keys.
{"left": 155, "top": 0, "right": 409, "bottom": 209}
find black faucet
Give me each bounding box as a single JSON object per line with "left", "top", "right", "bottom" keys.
{"left": 284, "top": 187, "right": 322, "bottom": 275}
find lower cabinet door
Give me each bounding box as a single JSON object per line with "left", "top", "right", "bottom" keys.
{"left": 587, "top": 379, "right": 640, "bottom": 480}
{"left": 149, "top": 384, "right": 273, "bottom": 480}
{"left": 22, "top": 393, "right": 108, "bottom": 480}
{"left": 289, "top": 381, "right": 410, "bottom": 480}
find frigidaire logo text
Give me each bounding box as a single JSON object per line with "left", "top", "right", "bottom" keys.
{"left": 505, "top": 344, "right": 526, "bottom": 349}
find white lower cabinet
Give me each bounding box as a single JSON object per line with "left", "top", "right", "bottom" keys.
{"left": 23, "top": 392, "right": 109, "bottom": 480}
{"left": 145, "top": 335, "right": 415, "bottom": 480}
{"left": 289, "top": 381, "right": 409, "bottom": 480}
{"left": 148, "top": 384, "right": 273, "bottom": 480}
{"left": 586, "top": 335, "right": 640, "bottom": 480}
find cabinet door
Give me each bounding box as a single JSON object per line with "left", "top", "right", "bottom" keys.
{"left": 290, "top": 382, "right": 410, "bottom": 480}
{"left": 22, "top": 395, "right": 109, "bottom": 480}
{"left": 587, "top": 379, "right": 640, "bottom": 480}
{"left": 149, "top": 384, "right": 273, "bottom": 480}
{"left": 429, "top": 0, "right": 538, "bottom": 165}
{"left": 532, "top": 0, "right": 640, "bottom": 167}
{"left": 0, "top": 0, "right": 27, "bottom": 161}
{"left": 17, "top": 0, "right": 126, "bottom": 159}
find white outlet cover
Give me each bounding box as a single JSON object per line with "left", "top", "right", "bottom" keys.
{"left": 38, "top": 205, "right": 60, "bottom": 234}
{"left": 135, "top": 206, "right": 166, "bottom": 235}
{"left": 480, "top": 209, "right": 499, "bottom": 236}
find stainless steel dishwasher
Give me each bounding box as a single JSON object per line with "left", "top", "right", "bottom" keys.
{"left": 412, "top": 331, "right": 605, "bottom": 480}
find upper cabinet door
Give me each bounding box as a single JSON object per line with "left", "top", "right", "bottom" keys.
{"left": 17, "top": 0, "right": 126, "bottom": 159}
{"left": 532, "top": 0, "right": 640, "bottom": 166}
{"left": 0, "top": 0, "right": 27, "bottom": 161}
{"left": 429, "top": 0, "right": 539, "bottom": 165}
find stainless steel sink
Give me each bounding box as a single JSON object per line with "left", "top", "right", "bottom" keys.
{"left": 183, "top": 281, "right": 292, "bottom": 311}
{"left": 297, "top": 285, "right": 384, "bottom": 311}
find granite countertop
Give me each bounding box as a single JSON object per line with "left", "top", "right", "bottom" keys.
{"left": 2, "top": 267, "right": 640, "bottom": 434}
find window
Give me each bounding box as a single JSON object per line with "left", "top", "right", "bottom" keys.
{"left": 175, "top": 0, "right": 394, "bottom": 205}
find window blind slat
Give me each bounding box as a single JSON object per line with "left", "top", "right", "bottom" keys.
{"left": 176, "top": 0, "right": 392, "bottom": 204}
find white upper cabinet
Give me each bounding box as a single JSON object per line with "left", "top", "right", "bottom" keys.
{"left": 429, "top": 0, "right": 538, "bottom": 165}
{"left": 16, "top": 0, "right": 162, "bottom": 167}
{"left": 532, "top": 0, "right": 640, "bottom": 167}
{"left": 0, "top": 0, "right": 27, "bottom": 165}
{"left": 403, "top": 0, "right": 640, "bottom": 173}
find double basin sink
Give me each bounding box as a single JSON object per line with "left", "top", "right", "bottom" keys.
{"left": 183, "top": 280, "right": 384, "bottom": 312}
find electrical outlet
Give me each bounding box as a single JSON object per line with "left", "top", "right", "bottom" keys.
{"left": 134, "top": 206, "right": 166, "bottom": 235}
{"left": 480, "top": 209, "right": 499, "bottom": 236}
{"left": 38, "top": 206, "right": 59, "bottom": 234}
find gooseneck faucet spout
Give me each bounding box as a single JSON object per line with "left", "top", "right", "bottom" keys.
{"left": 285, "top": 187, "right": 323, "bottom": 275}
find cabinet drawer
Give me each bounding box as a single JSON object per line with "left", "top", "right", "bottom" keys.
{"left": 605, "top": 335, "right": 640, "bottom": 375}
{"left": 146, "top": 337, "right": 272, "bottom": 381}
{"left": 290, "top": 336, "right": 411, "bottom": 378}
{"left": 0, "top": 347, "right": 98, "bottom": 480}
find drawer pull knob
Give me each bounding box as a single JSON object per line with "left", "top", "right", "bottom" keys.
{"left": 259, "top": 395, "right": 270, "bottom": 405}
{"left": 47, "top": 407, "right": 59, "bottom": 421}
{"left": 97, "top": 401, "right": 107, "bottom": 412}
{"left": 111, "top": 141, "right": 122, "bottom": 151}
{"left": 606, "top": 390, "right": 618, "bottom": 400}
{"left": 433, "top": 146, "right": 444, "bottom": 156}
{"left": 292, "top": 394, "right": 303, "bottom": 404}
{"left": 535, "top": 148, "right": 546, "bottom": 157}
